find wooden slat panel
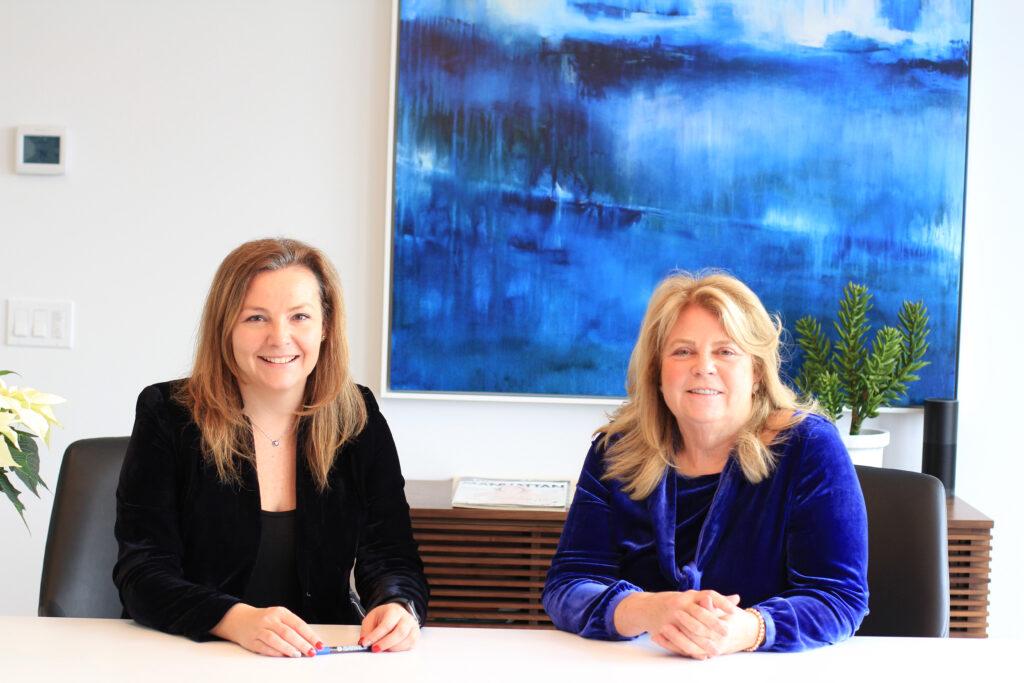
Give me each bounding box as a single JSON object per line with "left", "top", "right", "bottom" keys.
{"left": 431, "top": 599, "right": 543, "bottom": 610}
{"left": 424, "top": 565, "right": 548, "bottom": 578}
{"left": 432, "top": 588, "right": 543, "bottom": 599}
{"left": 948, "top": 609, "right": 990, "bottom": 618}
{"left": 415, "top": 532, "right": 561, "bottom": 544}
{"left": 420, "top": 555, "right": 552, "bottom": 567}
{"left": 414, "top": 522, "right": 565, "bottom": 535}
{"left": 425, "top": 577, "right": 547, "bottom": 588}
{"left": 946, "top": 568, "right": 990, "bottom": 578}
{"left": 428, "top": 610, "right": 551, "bottom": 622}
{"left": 411, "top": 507, "right": 567, "bottom": 522}
{"left": 947, "top": 505, "right": 992, "bottom": 639}
{"left": 419, "top": 544, "right": 557, "bottom": 556}
{"left": 950, "top": 599, "right": 988, "bottom": 608}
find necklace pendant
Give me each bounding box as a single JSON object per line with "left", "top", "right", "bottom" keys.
{"left": 271, "top": 439, "right": 281, "bottom": 447}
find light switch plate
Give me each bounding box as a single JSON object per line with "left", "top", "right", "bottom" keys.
{"left": 6, "top": 299, "right": 74, "bottom": 348}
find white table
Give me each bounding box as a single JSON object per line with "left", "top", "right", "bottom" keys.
{"left": 1, "top": 617, "right": 1019, "bottom": 682}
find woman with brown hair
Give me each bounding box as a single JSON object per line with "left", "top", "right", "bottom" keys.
{"left": 543, "top": 272, "right": 868, "bottom": 657}
{"left": 114, "top": 238, "right": 427, "bottom": 656}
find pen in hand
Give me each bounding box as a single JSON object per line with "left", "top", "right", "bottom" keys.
{"left": 315, "top": 644, "right": 373, "bottom": 655}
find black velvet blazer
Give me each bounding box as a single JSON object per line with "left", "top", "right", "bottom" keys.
{"left": 113, "top": 381, "right": 428, "bottom": 641}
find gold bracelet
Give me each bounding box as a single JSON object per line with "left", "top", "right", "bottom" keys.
{"left": 744, "top": 608, "right": 765, "bottom": 652}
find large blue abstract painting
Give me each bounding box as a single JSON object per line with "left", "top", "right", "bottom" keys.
{"left": 386, "top": 0, "right": 971, "bottom": 402}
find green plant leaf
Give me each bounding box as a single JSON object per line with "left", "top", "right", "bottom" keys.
{"left": 874, "top": 300, "right": 932, "bottom": 408}
{"left": 897, "top": 300, "right": 930, "bottom": 374}
{"left": 0, "top": 468, "right": 28, "bottom": 528}
{"left": 10, "top": 430, "right": 47, "bottom": 496}
{"left": 834, "top": 283, "right": 869, "bottom": 380}
{"left": 794, "top": 316, "right": 833, "bottom": 400}
{"left": 816, "top": 370, "right": 845, "bottom": 423}
{"left": 0, "top": 370, "right": 17, "bottom": 377}
{"left": 853, "top": 326, "right": 903, "bottom": 432}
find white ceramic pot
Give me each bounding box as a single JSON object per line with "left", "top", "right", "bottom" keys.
{"left": 840, "top": 428, "right": 890, "bottom": 468}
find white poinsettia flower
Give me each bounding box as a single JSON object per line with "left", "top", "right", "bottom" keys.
{"left": 16, "top": 386, "right": 65, "bottom": 407}
{"left": 14, "top": 387, "right": 65, "bottom": 422}
{"left": 0, "top": 412, "right": 18, "bottom": 468}
{"left": 0, "top": 410, "right": 18, "bottom": 445}
{"left": 0, "top": 440, "right": 16, "bottom": 469}
{"left": 0, "top": 380, "right": 65, "bottom": 445}
{"left": 1, "top": 371, "right": 64, "bottom": 525}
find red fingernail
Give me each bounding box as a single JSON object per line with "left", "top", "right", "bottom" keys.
{"left": 372, "top": 644, "right": 381, "bottom": 653}
{"left": 307, "top": 649, "right": 315, "bottom": 657}
{"left": 315, "top": 642, "right": 323, "bottom": 650}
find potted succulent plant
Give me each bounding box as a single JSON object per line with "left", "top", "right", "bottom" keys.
{"left": 793, "top": 282, "right": 930, "bottom": 467}
{"left": 0, "top": 371, "right": 64, "bottom": 527}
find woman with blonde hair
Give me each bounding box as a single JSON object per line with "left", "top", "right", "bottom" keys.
{"left": 114, "top": 238, "right": 427, "bottom": 656}
{"left": 543, "top": 272, "right": 868, "bottom": 657}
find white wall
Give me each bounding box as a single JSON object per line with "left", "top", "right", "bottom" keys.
{"left": 1, "top": 0, "right": 1021, "bottom": 637}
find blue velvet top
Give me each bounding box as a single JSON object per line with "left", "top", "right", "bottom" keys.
{"left": 542, "top": 414, "right": 869, "bottom": 652}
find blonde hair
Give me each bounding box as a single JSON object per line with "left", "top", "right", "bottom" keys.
{"left": 599, "top": 271, "right": 814, "bottom": 499}
{"left": 173, "top": 238, "right": 367, "bottom": 491}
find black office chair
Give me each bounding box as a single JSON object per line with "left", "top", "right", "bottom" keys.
{"left": 38, "top": 437, "right": 129, "bottom": 617}
{"left": 855, "top": 465, "right": 949, "bottom": 637}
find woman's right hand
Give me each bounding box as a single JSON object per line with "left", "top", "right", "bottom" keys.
{"left": 612, "top": 590, "right": 741, "bottom": 659}
{"left": 210, "top": 604, "right": 324, "bottom": 657}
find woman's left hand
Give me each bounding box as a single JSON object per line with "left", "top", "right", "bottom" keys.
{"left": 359, "top": 602, "right": 420, "bottom": 652}
{"left": 705, "top": 604, "right": 762, "bottom": 655}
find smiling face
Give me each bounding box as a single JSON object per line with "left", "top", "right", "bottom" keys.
{"left": 231, "top": 265, "right": 324, "bottom": 402}
{"left": 660, "top": 304, "right": 757, "bottom": 441}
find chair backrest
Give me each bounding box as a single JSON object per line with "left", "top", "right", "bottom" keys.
{"left": 855, "top": 464, "right": 949, "bottom": 637}
{"left": 38, "top": 437, "right": 129, "bottom": 618}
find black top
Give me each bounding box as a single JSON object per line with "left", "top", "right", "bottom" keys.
{"left": 243, "top": 510, "right": 302, "bottom": 614}
{"left": 673, "top": 471, "right": 721, "bottom": 568}
{"left": 113, "top": 381, "right": 429, "bottom": 641}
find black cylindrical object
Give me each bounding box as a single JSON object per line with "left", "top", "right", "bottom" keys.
{"left": 922, "top": 398, "right": 958, "bottom": 496}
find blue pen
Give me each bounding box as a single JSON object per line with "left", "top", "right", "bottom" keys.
{"left": 315, "top": 644, "right": 373, "bottom": 655}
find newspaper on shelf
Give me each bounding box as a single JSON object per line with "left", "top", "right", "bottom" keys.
{"left": 451, "top": 477, "right": 571, "bottom": 511}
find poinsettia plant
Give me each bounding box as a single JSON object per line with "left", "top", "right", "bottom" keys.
{"left": 0, "top": 370, "right": 64, "bottom": 526}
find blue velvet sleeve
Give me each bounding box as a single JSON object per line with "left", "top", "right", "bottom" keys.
{"left": 542, "top": 440, "right": 642, "bottom": 640}
{"left": 753, "top": 418, "right": 869, "bottom": 651}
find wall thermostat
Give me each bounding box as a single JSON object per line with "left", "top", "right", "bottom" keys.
{"left": 15, "top": 126, "right": 68, "bottom": 175}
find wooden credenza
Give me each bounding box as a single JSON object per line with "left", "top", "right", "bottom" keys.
{"left": 406, "top": 480, "right": 993, "bottom": 636}
{"left": 406, "top": 480, "right": 564, "bottom": 628}
{"left": 947, "top": 498, "right": 993, "bottom": 637}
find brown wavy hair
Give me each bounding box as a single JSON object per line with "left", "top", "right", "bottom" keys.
{"left": 598, "top": 272, "right": 816, "bottom": 500}
{"left": 173, "top": 238, "right": 367, "bottom": 491}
